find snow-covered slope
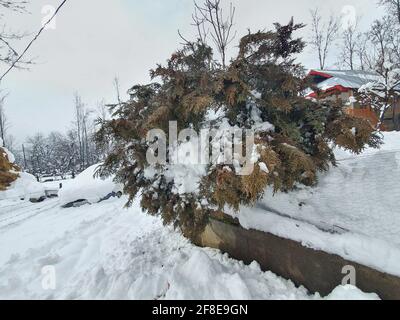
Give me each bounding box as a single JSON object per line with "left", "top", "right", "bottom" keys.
{"left": 230, "top": 132, "right": 400, "bottom": 277}
{"left": 0, "top": 196, "right": 376, "bottom": 300}
{"left": 58, "top": 164, "right": 122, "bottom": 205}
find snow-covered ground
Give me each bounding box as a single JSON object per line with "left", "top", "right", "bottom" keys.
{"left": 230, "top": 132, "right": 400, "bottom": 277}
{"left": 2, "top": 133, "right": 396, "bottom": 300}
{"left": 0, "top": 196, "right": 377, "bottom": 300}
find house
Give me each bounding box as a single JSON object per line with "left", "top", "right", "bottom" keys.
{"left": 306, "top": 69, "right": 400, "bottom": 131}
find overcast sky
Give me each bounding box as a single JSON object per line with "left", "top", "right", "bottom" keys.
{"left": 1, "top": 0, "right": 384, "bottom": 145}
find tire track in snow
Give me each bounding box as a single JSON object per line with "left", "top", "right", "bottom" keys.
{"left": 0, "top": 200, "right": 60, "bottom": 230}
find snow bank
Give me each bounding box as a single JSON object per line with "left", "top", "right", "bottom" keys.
{"left": 0, "top": 139, "right": 45, "bottom": 201}
{"left": 0, "top": 196, "right": 378, "bottom": 300}
{"left": 1, "top": 146, "right": 15, "bottom": 164}
{"left": 236, "top": 206, "right": 400, "bottom": 277}
{"left": 229, "top": 132, "right": 400, "bottom": 277}
{"left": 165, "top": 250, "right": 310, "bottom": 300}
{"left": 0, "top": 172, "right": 46, "bottom": 201}
{"left": 324, "top": 285, "right": 380, "bottom": 300}
{"left": 58, "top": 164, "right": 122, "bottom": 205}
{"left": 256, "top": 131, "right": 400, "bottom": 246}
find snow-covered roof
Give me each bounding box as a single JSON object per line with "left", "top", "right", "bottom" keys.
{"left": 309, "top": 69, "right": 380, "bottom": 90}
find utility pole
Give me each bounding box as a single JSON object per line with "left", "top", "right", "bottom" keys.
{"left": 22, "top": 144, "right": 28, "bottom": 170}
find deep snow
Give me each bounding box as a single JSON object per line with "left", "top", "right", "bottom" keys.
{"left": 229, "top": 132, "right": 400, "bottom": 277}
{"left": 0, "top": 197, "right": 310, "bottom": 299}
{"left": 1, "top": 132, "right": 395, "bottom": 300}
{"left": 58, "top": 164, "right": 122, "bottom": 206}
{"left": 0, "top": 196, "right": 376, "bottom": 300}
{"left": 0, "top": 142, "right": 45, "bottom": 202}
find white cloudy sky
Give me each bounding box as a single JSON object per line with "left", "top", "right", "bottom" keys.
{"left": 1, "top": 0, "right": 384, "bottom": 144}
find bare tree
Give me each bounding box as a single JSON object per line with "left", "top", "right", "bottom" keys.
{"left": 26, "top": 132, "right": 47, "bottom": 180}
{"left": 358, "top": 64, "right": 400, "bottom": 130}
{"left": 389, "top": 30, "right": 400, "bottom": 64}
{"left": 73, "top": 93, "right": 85, "bottom": 170}
{"left": 338, "top": 17, "right": 361, "bottom": 70}
{"left": 379, "top": 0, "right": 400, "bottom": 25}
{"left": 369, "top": 18, "right": 395, "bottom": 68}
{"left": 355, "top": 18, "right": 400, "bottom": 129}
{"left": 113, "top": 76, "right": 122, "bottom": 106}
{"left": 354, "top": 33, "right": 370, "bottom": 71}
{"left": 180, "top": 0, "right": 236, "bottom": 68}
{"left": 382, "top": 3, "right": 400, "bottom": 64}
{"left": 73, "top": 93, "right": 96, "bottom": 170}
{"left": 309, "top": 8, "right": 339, "bottom": 70}
{"left": 0, "top": 0, "right": 27, "bottom": 12}
{"left": 0, "top": 1, "right": 33, "bottom": 70}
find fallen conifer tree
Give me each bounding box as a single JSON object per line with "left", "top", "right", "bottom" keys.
{"left": 95, "top": 19, "right": 381, "bottom": 240}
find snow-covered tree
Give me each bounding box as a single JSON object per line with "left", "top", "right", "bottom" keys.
{"left": 351, "top": 15, "right": 400, "bottom": 130}
{"left": 71, "top": 94, "right": 101, "bottom": 171}
{"left": 379, "top": 0, "right": 400, "bottom": 25}
{"left": 25, "top": 133, "right": 48, "bottom": 180}
{"left": 359, "top": 62, "right": 400, "bottom": 129}
{"left": 0, "top": 1, "right": 32, "bottom": 67}
{"left": 24, "top": 124, "right": 102, "bottom": 180}
{"left": 337, "top": 17, "right": 364, "bottom": 70}
{"left": 309, "top": 8, "right": 339, "bottom": 70}
{"left": 96, "top": 19, "right": 381, "bottom": 240}
{"left": 181, "top": 0, "right": 237, "bottom": 69}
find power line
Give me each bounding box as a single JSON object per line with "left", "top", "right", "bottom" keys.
{"left": 0, "top": 0, "right": 69, "bottom": 83}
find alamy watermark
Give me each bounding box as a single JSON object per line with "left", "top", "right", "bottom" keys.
{"left": 146, "top": 121, "right": 257, "bottom": 176}
{"left": 41, "top": 265, "right": 56, "bottom": 290}
{"left": 341, "top": 265, "right": 356, "bottom": 286}
{"left": 41, "top": 5, "right": 57, "bottom": 30}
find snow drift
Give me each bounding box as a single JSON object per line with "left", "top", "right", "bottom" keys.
{"left": 229, "top": 131, "right": 400, "bottom": 277}
{"left": 0, "top": 196, "right": 379, "bottom": 300}
{"left": 324, "top": 285, "right": 380, "bottom": 300}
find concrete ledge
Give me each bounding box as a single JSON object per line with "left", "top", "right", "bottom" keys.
{"left": 197, "top": 218, "right": 400, "bottom": 300}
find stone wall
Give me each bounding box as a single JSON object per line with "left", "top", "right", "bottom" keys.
{"left": 197, "top": 218, "right": 400, "bottom": 300}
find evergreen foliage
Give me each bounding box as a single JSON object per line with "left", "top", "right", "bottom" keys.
{"left": 0, "top": 146, "right": 19, "bottom": 191}
{"left": 96, "top": 20, "right": 381, "bottom": 240}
